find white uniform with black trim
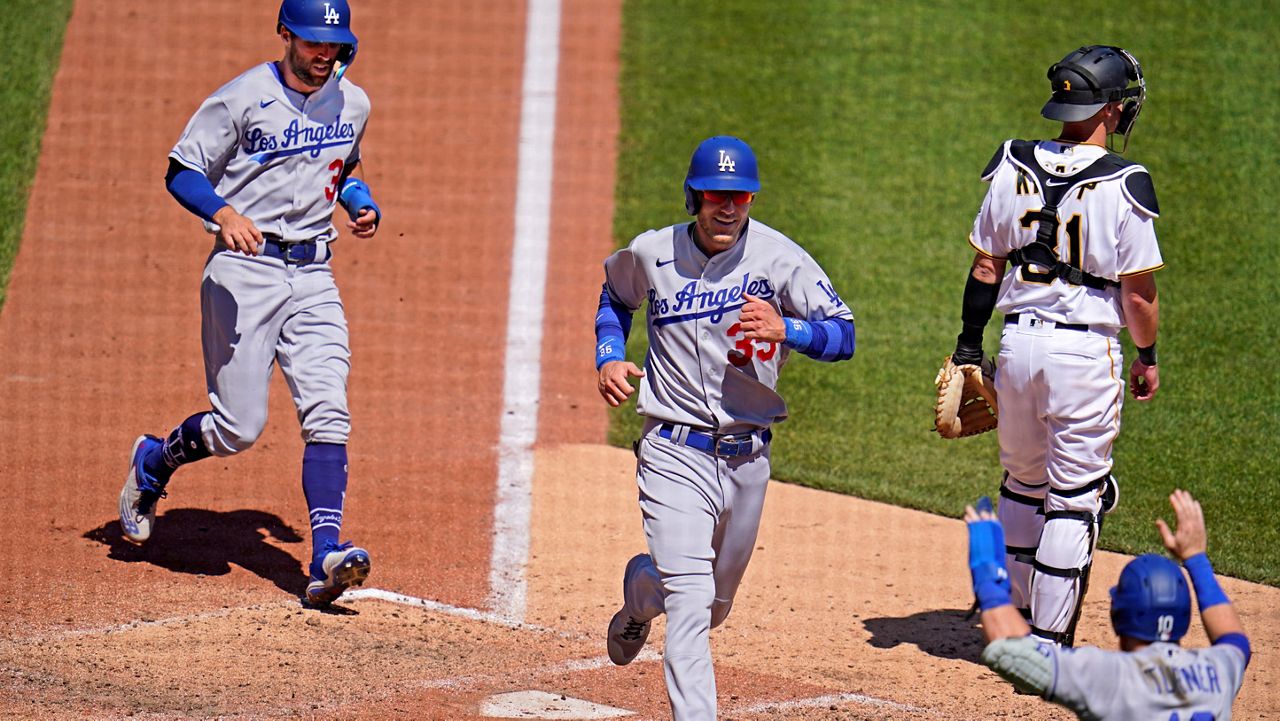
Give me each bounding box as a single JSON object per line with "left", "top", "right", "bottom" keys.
{"left": 604, "top": 219, "right": 851, "bottom": 720}
{"left": 971, "top": 139, "right": 1162, "bottom": 640}
{"left": 170, "top": 62, "right": 370, "bottom": 455}
{"left": 984, "top": 636, "right": 1248, "bottom": 720}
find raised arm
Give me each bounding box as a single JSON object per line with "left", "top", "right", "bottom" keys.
{"left": 1155, "top": 489, "right": 1248, "bottom": 659}
{"left": 964, "top": 498, "right": 1031, "bottom": 643}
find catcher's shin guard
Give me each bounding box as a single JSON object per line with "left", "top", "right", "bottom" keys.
{"left": 998, "top": 475, "right": 1046, "bottom": 614}
{"left": 1029, "top": 476, "right": 1109, "bottom": 646}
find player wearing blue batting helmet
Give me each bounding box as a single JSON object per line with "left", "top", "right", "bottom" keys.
{"left": 278, "top": 0, "right": 358, "bottom": 80}
{"left": 1110, "top": 553, "right": 1192, "bottom": 643}
{"left": 684, "top": 136, "right": 760, "bottom": 215}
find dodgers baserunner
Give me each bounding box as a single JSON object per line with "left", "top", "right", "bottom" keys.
{"left": 965, "top": 490, "right": 1251, "bottom": 718}
{"left": 950, "top": 46, "right": 1162, "bottom": 645}
{"left": 118, "top": 0, "right": 381, "bottom": 607}
{"left": 595, "top": 136, "right": 855, "bottom": 720}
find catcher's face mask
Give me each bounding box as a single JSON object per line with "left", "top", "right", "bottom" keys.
{"left": 1109, "top": 47, "right": 1146, "bottom": 153}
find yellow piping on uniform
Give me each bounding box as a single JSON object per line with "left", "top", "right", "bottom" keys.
{"left": 968, "top": 233, "right": 1005, "bottom": 260}
{"left": 1118, "top": 263, "right": 1166, "bottom": 277}
{"left": 1102, "top": 340, "right": 1123, "bottom": 458}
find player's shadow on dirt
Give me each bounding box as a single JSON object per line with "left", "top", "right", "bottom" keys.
{"left": 84, "top": 508, "right": 307, "bottom": 597}
{"left": 862, "top": 608, "right": 986, "bottom": 663}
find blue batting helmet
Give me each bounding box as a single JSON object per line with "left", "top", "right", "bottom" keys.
{"left": 1109, "top": 554, "right": 1192, "bottom": 643}
{"left": 278, "top": 0, "right": 359, "bottom": 75}
{"left": 279, "top": 0, "right": 357, "bottom": 45}
{"left": 684, "top": 136, "right": 760, "bottom": 215}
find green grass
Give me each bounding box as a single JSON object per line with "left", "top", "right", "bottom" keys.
{"left": 612, "top": 0, "right": 1279, "bottom": 585}
{"left": 0, "top": 0, "right": 73, "bottom": 313}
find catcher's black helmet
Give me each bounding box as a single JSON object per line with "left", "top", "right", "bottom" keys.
{"left": 1041, "top": 46, "right": 1143, "bottom": 123}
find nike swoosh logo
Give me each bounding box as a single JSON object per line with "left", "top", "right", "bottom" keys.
{"left": 260, "top": 99, "right": 277, "bottom": 108}
{"left": 656, "top": 258, "right": 676, "bottom": 267}
{"left": 1045, "top": 179, "right": 1068, "bottom": 186}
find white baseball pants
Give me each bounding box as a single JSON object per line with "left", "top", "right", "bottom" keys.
{"left": 996, "top": 313, "right": 1124, "bottom": 642}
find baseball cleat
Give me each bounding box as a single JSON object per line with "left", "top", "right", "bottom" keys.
{"left": 119, "top": 434, "right": 166, "bottom": 543}
{"left": 607, "top": 553, "right": 653, "bottom": 665}
{"left": 607, "top": 610, "right": 651, "bottom": 666}
{"left": 305, "top": 541, "right": 371, "bottom": 607}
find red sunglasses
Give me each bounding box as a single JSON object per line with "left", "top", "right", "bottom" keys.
{"left": 701, "top": 189, "right": 755, "bottom": 206}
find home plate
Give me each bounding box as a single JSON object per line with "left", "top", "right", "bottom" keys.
{"left": 480, "top": 690, "right": 635, "bottom": 719}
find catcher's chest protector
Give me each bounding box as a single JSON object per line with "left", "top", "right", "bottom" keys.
{"left": 1004, "top": 141, "right": 1138, "bottom": 290}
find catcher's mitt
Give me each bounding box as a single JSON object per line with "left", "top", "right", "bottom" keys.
{"left": 934, "top": 355, "right": 998, "bottom": 439}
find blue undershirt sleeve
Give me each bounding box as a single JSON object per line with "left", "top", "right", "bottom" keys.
{"left": 165, "top": 159, "right": 227, "bottom": 223}
{"left": 1214, "top": 632, "right": 1252, "bottom": 667}
{"left": 594, "top": 284, "right": 633, "bottom": 369}
{"left": 783, "top": 317, "right": 855, "bottom": 361}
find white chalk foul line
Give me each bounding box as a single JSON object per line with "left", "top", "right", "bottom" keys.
{"left": 489, "top": 0, "right": 562, "bottom": 625}
{"left": 344, "top": 588, "right": 564, "bottom": 635}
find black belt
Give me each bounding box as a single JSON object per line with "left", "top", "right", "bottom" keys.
{"left": 261, "top": 238, "right": 324, "bottom": 265}
{"left": 1005, "top": 313, "right": 1089, "bottom": 332}
{"left": 657, "top": 423, "right": 771, "bottom": 458}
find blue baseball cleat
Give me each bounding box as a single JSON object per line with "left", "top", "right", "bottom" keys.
{"left": 119, "top": 434, "right": 167, "bottom": 543}
{"left": 305, "top": 541, "right": 371, "bottom": 607}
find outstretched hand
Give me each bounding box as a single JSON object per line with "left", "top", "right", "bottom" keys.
{"left": 1155, "top": 489, "right": 1207, "bottom": 561}
{"left": 598, "top": 360, "right": 644, "bottom": 407}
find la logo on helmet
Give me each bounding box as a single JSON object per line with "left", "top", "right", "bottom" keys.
{"left": 324, "top": 2, "right": 341, "bottom": 25}
{"left": 717, "top": 150, "right": 736, "bottom": 173}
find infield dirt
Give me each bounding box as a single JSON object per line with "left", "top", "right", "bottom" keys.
{"left": 1, "top": 1, "right": 1276, "bottom": 719}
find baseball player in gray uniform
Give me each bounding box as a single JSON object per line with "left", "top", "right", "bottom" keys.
{"left": 965, "top": 490, "right": 1251, "bottom": 719}
{"left": 118, "top": 0, "right": 380, "bottom": 607}
{"left": 951, "top": 46, "right": 1162, "bottom": 646}
{"left": 595, "top": 136, "right": 855, "bottom": 720}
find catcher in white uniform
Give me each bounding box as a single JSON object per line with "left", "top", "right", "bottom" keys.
{"left": 595, "top": 136, "right": 855, "bottom": 720}
{"left": 965, "top": 490, "right": 1251, "bottom": 719}
{"left": 950, "top": 46, "right": 1162, "bottom": 646}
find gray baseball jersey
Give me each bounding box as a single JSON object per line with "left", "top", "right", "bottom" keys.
{"left": 171, "top": 62, "right": 369, "bottom": 455}
{"left": 170, "top": 62, "right": 369, "bottom": 243}
{"left": 604, "top": 217, "right": 852, "bottom": 720}
{"left": 604, "top": 219, "right": 853, "bottom": 432}
{"left": 987, "top": 636, "right": 1248, "bottom": 720}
